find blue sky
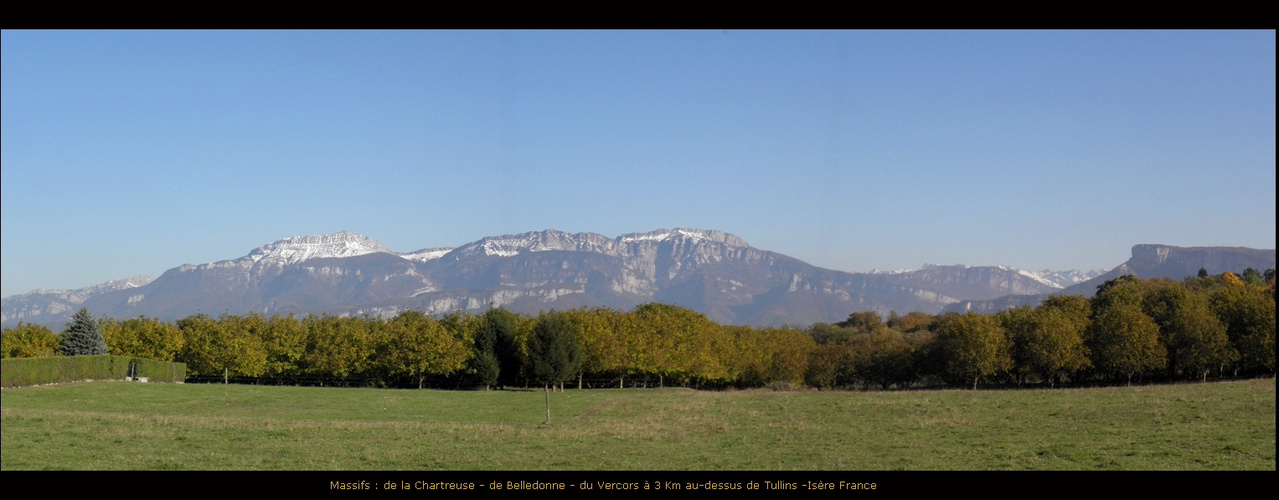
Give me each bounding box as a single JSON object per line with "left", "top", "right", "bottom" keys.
{"left": 2, "top": 30, "right": 1275, "bottom": 297}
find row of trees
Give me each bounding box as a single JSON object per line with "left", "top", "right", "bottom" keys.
{"left": 803, "top": 271, "right": 1274, "bottom": 389}
{"left": 3, "top": 271, "right": 1273, "bottom": 390}
{"left": 0, "top": 303, "right": 819, "bottom": 390}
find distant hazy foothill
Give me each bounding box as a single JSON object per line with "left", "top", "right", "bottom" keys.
{"left": 2, "top": 229, "right": 1274, "bottom": 329}
{"left": 942, "top": 244, "right": 1278, "bottom": 314}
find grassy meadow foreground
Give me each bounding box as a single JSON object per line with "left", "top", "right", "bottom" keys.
{"left": 1, "top": 379, "right": 1273, "bottom": 470}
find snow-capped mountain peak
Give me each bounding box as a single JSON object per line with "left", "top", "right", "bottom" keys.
{"left": 247, "top": 231, "right": 392, "bottom": 266}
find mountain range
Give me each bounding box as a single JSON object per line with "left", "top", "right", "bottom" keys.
{"left": 3, "top": 229, "right": 1273, "bottom": 329}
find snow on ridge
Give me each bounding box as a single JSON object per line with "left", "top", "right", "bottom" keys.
{"left": 617, "top": 228, "right": 748, "bottom": 247}
{"left": 1016, "top": 269, "right": 1063, "bottom": 289}
{"left": 21, "top": 275, "right": 156, "bottom": 297}
{"left": 481, "top": 233, "right": 544, "bottom": 257}
{"left": 248, "top": 231, "right": 392, "bottom": 266}
{"left": 451, "top": 231, "right": 544, "bottom": 258}
{"left": 225, "top": 227, "right": 755, "bottom": 265}
{"left": 677, "top": 228, "right": 709, "bottom": 240}
{"left": 1031, "top": 268, "right": 1110, "bottom": 288}
{"left": 484, "top": 241, "right": 522, "bottom": 257}
{"left": 453, "top": 228, "right": 751, "bottom": 259}
{"left": 618, "top": 231, "right": 673, "bottom": 243}
{"left": 868, "top": 268, "right": 915, "bottom": 275}
{"left": 876, "top": 264, "right": 1104, "bottom": 288}
{"left": 86, "top": 275, "right": 155, "bottom": 292}
{"left": 400, "top": 248, "right": 454, "bottom": 263}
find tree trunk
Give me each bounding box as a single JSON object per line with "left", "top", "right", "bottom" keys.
{"left": 543, "top": 383, "right": 551, "bottom": 424}
{"left": 224, "top": 367, "right": 229, "bottom": 385}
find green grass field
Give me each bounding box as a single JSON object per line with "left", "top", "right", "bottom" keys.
{"left": 1, "top": 379, "right": 1273, "bottom": 470}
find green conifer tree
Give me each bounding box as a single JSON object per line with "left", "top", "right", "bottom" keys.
{"left": 59, "top": 308, "right": 108, "bottom": 356}
{"left": 526, "top": 314, "right": 581, "bottom": 423}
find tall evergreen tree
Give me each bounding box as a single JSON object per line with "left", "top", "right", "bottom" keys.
{"left": 59, "top": 308, "right": 108, "bottom": 356}
{"left": 473, "top": 308, "right": 520, "bottom": 389}
{"left": 526, "top": 314, "right": 581, "bottom": 423}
